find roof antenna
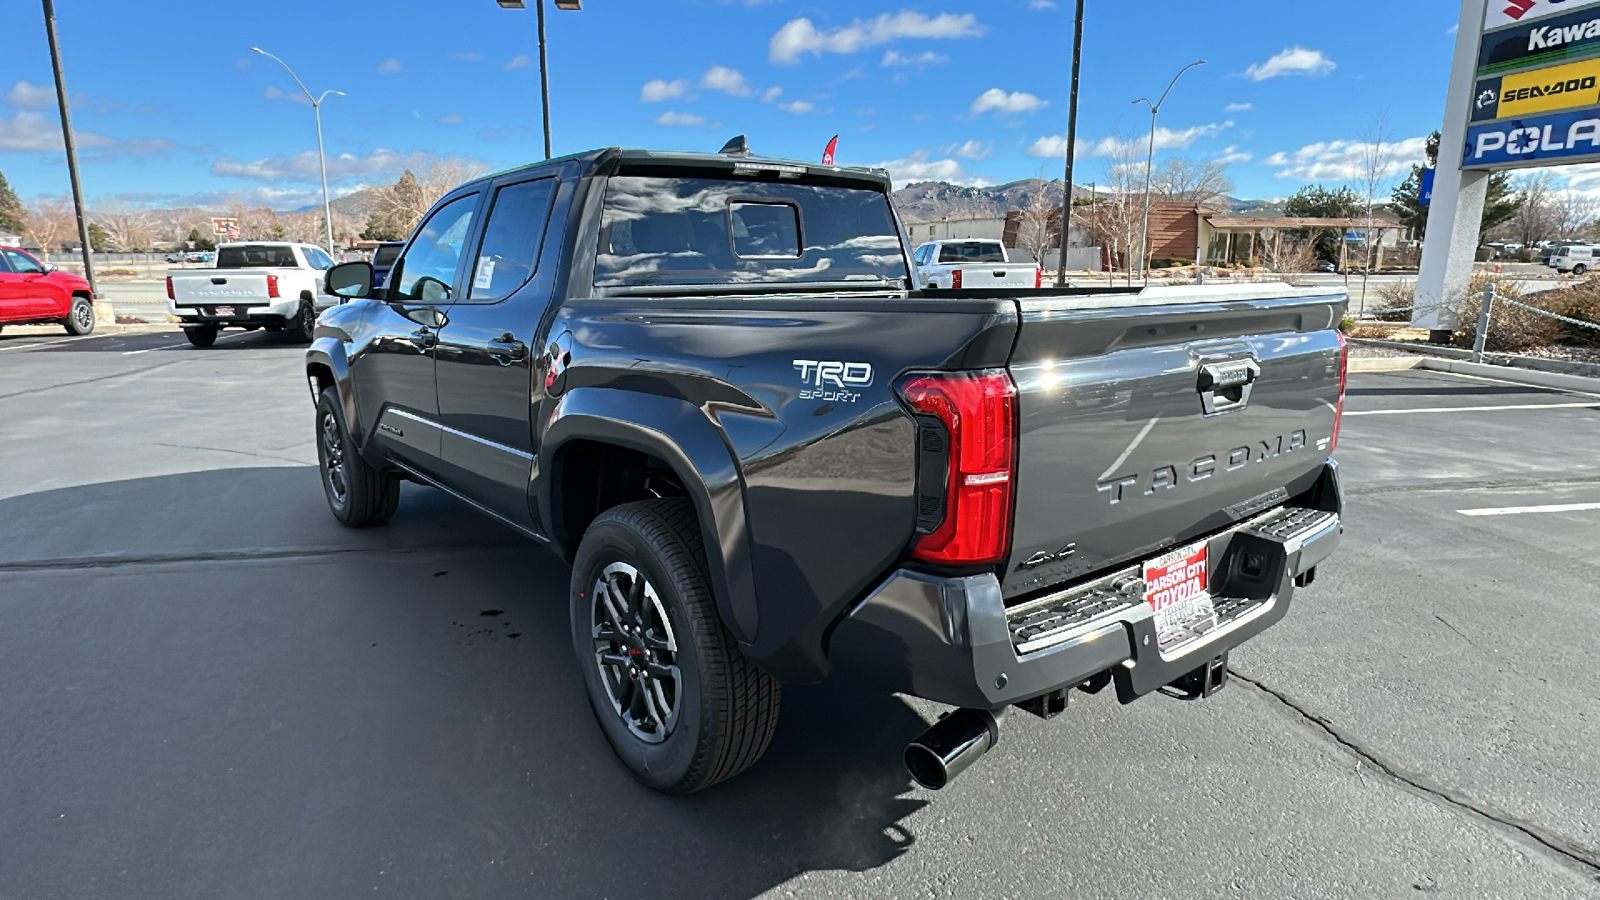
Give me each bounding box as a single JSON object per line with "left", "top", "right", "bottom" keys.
{"left": 719, "top": 135, "right": 751, "bottom": 157}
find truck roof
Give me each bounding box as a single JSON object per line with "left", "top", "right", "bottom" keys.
{"left": 475, "top": 146, "right": 893, "bottom": 191}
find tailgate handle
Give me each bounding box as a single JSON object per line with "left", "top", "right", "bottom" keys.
{"left": 211, "top": 277, "right": 227, "bottom": 285}
{"left": 1198, "top": 359, "right": 1260, "bottom": 416}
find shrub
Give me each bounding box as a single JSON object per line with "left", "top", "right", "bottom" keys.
{"left": 1534, "top": 283, "right": 1600, "bottom": 348}
{"left": 1338, "top": 315, "right": 1355, "bottom": 334}
{"left": 1367, "top": 279, "right": 1417, "bottom": 322}
{"left": 1451, "top": 273, "right": 1562, "bottom": 352}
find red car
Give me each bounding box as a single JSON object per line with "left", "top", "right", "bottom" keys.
{"left": 0, "top": 246, "right": 97, "bottom": 335}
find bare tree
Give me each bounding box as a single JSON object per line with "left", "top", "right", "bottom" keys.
{"left": 23, "top": 197, "right": 72, "bottom": 261}
{"left": 1354, "top": 115, "right": 1397, "bottom": 314}
{"left": 1511, "top": 171, "right": 1557, "bottom": 248}
{"left": 95, "top": 194, "right": 153, "bottom": 252}
{"left": 1259, "top": 231, "right": 1317, "bottom": 286}
{"left": 1151, "top": 157, "right": 1234, "bottom": 204}
{"left": 1014, "top": 175, "right": 1059, "bottom": 269}
{"left": 1550, "top": 189, "right": 1597, "bottom": 242}
{"left": 1090, "top": 134, "right": 1145, "bottom": 284}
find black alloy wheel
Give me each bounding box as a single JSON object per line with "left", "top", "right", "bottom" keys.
{"left": 313, "top": 388, "right": 400, "bottom": 527}
{"left": 290, "top": 302, "right": 317, "bottom": 343}
{"left": 590, "top": 560, "right": 683, "bottom": 743}
{"left": 320, "top": 408, "right": 350, "bottom": 512}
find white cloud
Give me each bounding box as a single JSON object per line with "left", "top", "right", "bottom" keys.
{"left": 971, "top": 88, "right": 1047, "bottom": 115}
{"left": 0, "top": 110, "right": 197, "bottom": 159}
{"left": 439, "top": 114, "right": 465, "bottom": 125}
{"left": 882, "top": 49, "right": 949, "bottom": 67}
{"left": 1225, "top": 102, "right": 1253, "bottom": 112}
{"left": 264, "top": 85, "right": 284, "bottom": 100}
{"left": 770, "top": 12, "right": 983, "bottom": 64}
{"left": 211, "top": 148, "right": 406, "bottom": 183}
{"left": 655, "top": 110, "right": 706, "bottom": 127}
{"left": 0, "top": 110, "right": 68, "bottom": 151}
{"left": 762, "top": 86, "right": 783, "bottom": 102}
{"left": 506, "top": 54, "right": 534, "bottom": 70}
{"left": 377, "top": 58, "right": 402, "bottom": 75}
{"left": 1029, "top": 0, "right": 1057, "bottom": 7}
{"left": 1245, "top": 47, "right": 1335, "bottom": 81}
{"left": 946, "top": 139, "right": 991, "bottom": 160}
{"left": 452, "top": 52, "right": 485, "bottom": 62}
{"left": 1263, "top": 136, "right": 1427, "bottom": 181}
{"left": 701, "top": 65, "right": 753, "bottom": 97}
{"left": 778, "top": 99, "right": 815, "bottom": 114}
{"left": 5, "top": 81, "right": 56, "bottom": 110}
{"left": 1217, "top": 146, "right": 1252, "bottom": 164}
{"left": 873, "top": 149, "right": 988, "bottom": 187}
{"left": 640, "top": 79, "right": 689, "bottom": 102}
{"left": 1028, "top": 121, "right": 1234, "bottom": 159}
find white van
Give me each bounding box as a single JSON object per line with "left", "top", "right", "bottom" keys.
{"left": 1548, "top": 245, "right": 1596, "bottom": 274}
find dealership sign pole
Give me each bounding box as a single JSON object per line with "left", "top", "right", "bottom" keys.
{"left": 1418, "top": 0, "right": 1600, "bottom": 338}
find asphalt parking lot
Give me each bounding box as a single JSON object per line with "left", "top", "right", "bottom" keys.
{"left": 2, "top": 329, "right": 1599, "bottom": 899}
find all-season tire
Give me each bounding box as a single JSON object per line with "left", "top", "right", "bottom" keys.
{"left": 63, "top": 296, "right": 95, "bottom": 335}
{"left": 185, "top": 325, "right": 219, "bottom": 348}
{"left": 1575, "top": 264, "right": 1588, "bottom": 276}
{"left": 571, "top": 499, "right": 781, "bottom": 793}
{"left": 314, "top": 387, "right": 400, "bottom": 527}
{"left": 288, "top": 301, "right": 317, "bottom": 344}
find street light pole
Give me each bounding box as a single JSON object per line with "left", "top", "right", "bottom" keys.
{"left": 250, "top": 47, "right": 343, "bottom": 254}
{"left": 1133, "top": 59, "right": 1204, "bottom": 283}
{"left": 1054, "top": 0, "right": 1084, "bottom": 287}
{"left": 497, "top": 0, "right": 580, "bottom": 160}
{"left": 40, "top": 0, "right": 96, "bottom": 295}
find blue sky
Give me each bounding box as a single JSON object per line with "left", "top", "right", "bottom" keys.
{"left": 0, "top": 0, "right": 1468, "bottom": 209}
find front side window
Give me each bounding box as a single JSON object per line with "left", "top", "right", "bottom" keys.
{"left": 594, "top": 175, "right": 907, "bottom": 289}
{"left": 4, "top": 249, "right": 45, "bottom": 274}
{"left": 393, "top": 193, "right": 479, "bottom": 303}
{"left": 467, "top": 178, "right": 557, "bottom": 302}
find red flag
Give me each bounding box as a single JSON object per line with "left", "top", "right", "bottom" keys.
{"left": 822, "top": 135, "right": 838, "bottom": 166}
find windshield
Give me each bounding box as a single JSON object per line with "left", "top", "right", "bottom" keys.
{"left": 937, "top": 242, "right": 1007, "bottom": 264}
{"left": 216, "top": 245, "right": 298, "bottom": 268}
{"left": 594, "top": 175, "right": 907, "bottom": 289}
{"left": 373, "top": 244, "right": 402, "bottom": 267}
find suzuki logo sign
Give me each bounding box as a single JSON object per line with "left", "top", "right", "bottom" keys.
{"left": 1486, "top": 0, "right": 1586, "bottom": 31}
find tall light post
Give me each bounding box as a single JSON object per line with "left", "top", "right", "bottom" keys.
{"left": 1133, "top": 59, "right": 1204, "bottom": 282}
{"left": 250, "top": 47, "right": 343, "bottom": 253}
{"left": 496, "top": 0, "right": 582, "bottom": 160}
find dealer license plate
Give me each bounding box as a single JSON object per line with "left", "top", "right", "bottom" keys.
{"left": 1143, "top": 540, "right": 1216, "bottom": 651}
{"left": 213, "top": 305, "right": 235, "bottom": 316}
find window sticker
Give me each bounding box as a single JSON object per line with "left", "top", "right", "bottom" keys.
{"left": 474, "top": 256, "right": 496, "bottom": 291}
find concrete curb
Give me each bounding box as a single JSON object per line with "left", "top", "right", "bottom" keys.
{"left": 1349, "top": 354, "right": 1600, "bottom": 395}
{"left": 1351, "top": 338, "right": 1600, "bottom": 378}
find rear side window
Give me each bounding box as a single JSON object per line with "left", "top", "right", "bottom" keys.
{"left": 937, "top": 242, "right": 1006, "bottom": 264}
{"left": 302, "top": 247, "right": 335, "bottom": 270}
{"left": 595, "top": 175, "right": 907, "bottom": 289}
{"left": 468, "top": 177, "right": 558, "bottom": 302}
{"left": 216, "top": 245, "right": 297, "bottom": 268}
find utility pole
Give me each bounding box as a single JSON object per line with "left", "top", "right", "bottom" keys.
{"left": 41, "top": 0, "right": 96, "bottom": 295}
{"left": 1054, "top": 0, "right": 1084, "bottom": 287}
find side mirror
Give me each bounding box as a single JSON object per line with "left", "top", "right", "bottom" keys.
{"left": 325, "top": 261, "right": 373, "bottom": 299}
{"left": 45, "top": 263, "right": 59, "bottom": 273}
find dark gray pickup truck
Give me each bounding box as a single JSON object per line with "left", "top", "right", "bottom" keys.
{"left": 307, "top": 144, "right": 1347, "bottom": 793}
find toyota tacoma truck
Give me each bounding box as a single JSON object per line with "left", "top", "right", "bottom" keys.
{"left": 914, "top": 238, "right": 1041, "bottom": 290}
{"left": 306, "top": 143, "right": 1347, "bottom": 794}
{"left": 167, "top": 241, "right": 339, "bottom": 346}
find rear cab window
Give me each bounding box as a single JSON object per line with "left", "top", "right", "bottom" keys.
{"left": 372, "top": 244, "right": 402, "bottom": 267}
{"left": 594, "top": 171, "right": 907, "bottom": 291}
{"left": 216, "top": 245, "right": 298, "bottom": 268}
{"left": 936, "top": 241, "right": 1006, "bottom": 264}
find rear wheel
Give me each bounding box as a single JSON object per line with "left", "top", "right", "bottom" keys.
{"left": 288, "top": 301, "right": 317, "bottom": 344}
{"left": 64, "top": 296, "right": 95, "bottom": 335}
{"left": 571, "top": 499, "right": 781, "bottom": 793}
{"left": 1575, "top": 264, "right": 1588, "bottom": 276}
{"left": 185, "top": 325, "right": 218, "bottom": 348}
{"left": 315, "top": 387, "right": 400, "bottom": 527}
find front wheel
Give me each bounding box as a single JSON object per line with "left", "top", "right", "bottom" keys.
{"left": 64, "top": 296, "right": 95, "bottom": 335}
{"left": 315, "top": 388, "right": 400, "bottom": 527}
{"left": 185, "top": 325, "right": 218, "bottom": 348}
{"left": 571, "top": 499, "right": 780, "bottom": 793}
{"left": 1575, "top": 264, "right": 1588, "bottom": 276}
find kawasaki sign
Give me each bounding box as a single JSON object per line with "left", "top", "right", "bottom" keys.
{"left": 1478, "top": 1, "right": 1600, "bottom": 75}
{"left": 1464, "top": 106, "right": 1600, "bottom": 167}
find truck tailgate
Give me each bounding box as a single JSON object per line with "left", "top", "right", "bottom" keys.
{"left": 1002, "top": 284, "right": 1346, "bottom": 599}
{"left": 960, "top": 264, "right": 1037, "bottom": 289}
{"left": 170, "top": 270, "right": 273, "bottom": 304}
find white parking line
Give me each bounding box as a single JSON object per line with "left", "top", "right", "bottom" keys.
{"left": 1344, "top": 402, "right": 1600, "bottom": 416}
{"left": 122, "top": 331, "right": 253, "bottom": 355}
{"left": 0, "top": 342, "right": 48, "bottom": 353}
{"left": 1458, "top": 502, "right": 1600, "bottom": 517}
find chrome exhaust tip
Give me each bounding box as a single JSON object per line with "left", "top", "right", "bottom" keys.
{"left": 904, "top": 708, "right": 1003, "bottom": 790}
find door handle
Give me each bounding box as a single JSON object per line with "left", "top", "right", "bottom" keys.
{"left": 486, "top": 334, "right": 526, "bottom": 365}
{"left": 408, "top": 328, "right": 436, "bottom": 351}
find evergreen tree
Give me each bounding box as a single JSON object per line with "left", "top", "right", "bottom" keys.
{"left": 360, "top": 212, "right": 404, "bottom": 242}
{"left": 187, "top": 227, "right": 215, "bottom": 251}
{"left": 1284, "top": 185, "right": 1363, "bottom": 262}
{"left": 87, "top": 222, "right": 108, "bottom": 252}
{"left": 1391, "top": 131, "right": 1519, "bottom": 240}
{"left": 0, "top": 169, "right": 26, "bottom": 234}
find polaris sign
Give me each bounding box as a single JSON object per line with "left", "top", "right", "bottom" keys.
{"left": 1464, "top": 107, "right": 1600, "bottom": 167}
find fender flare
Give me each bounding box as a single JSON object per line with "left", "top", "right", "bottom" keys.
{"left": 305, "top": 338, "right": 362, "bottom": 450}
{"left": 538, "top": 387, "right": 758, "bottom": 643}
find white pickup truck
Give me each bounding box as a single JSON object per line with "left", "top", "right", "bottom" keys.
{"left": 166, "top": 241, "right": 338, "bottom": 347}
{"left": 912, "top": 238, "right": 1041, "bottom": 290}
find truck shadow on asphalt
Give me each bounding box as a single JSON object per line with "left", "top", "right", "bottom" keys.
{"left": 0, "top": 465, "right": 931, "bottom": 899}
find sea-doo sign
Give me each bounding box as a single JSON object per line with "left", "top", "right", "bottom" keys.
{"left": 1472, "top": 56, "right": 1600, "bottom": 120}
{"left": 1464, "top": 106, "right": 1600, "bottom": 167}
{"left": 1479, "top": 2, "right": 1600, "bottom": 75}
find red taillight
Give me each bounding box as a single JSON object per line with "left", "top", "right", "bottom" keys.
{"left": 897, "top": 370, "right": 1017, "bottom": 565}
{"left": 1331, "top": 331, "right": 1349, "bottom": 451}
{"left": 165, "top": 276, "right": 174, "bottom": 300}
{"left": 1034, "top": 268, "right": 1043, "bottom": 289}
{"left": 267, "top": 274, "right": 280, "bottom": 298}
{"left": 951, "top": 268, "right": 963, "bottom": 289}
